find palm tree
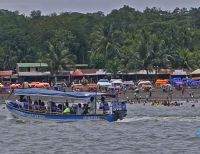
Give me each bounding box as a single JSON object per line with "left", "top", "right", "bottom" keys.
{"left": 46, "top": 41, "right": 76, "bottom": 81}
{"left": 89, "top": 24, "right": 121, "bottom": 61}
{"left": 134, "top": 47, "right": 153, "bottom": 75}
{"left": 178, "top": 48, "right": 193, "bottom": 70}
{"left": 133, "top": 32, "right": 153, "bottom": 75}
{"left": 106, "top": 58, "right": 120, "bottom": 78}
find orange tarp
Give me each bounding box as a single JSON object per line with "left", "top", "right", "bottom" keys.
{"left": 155, "top": 79, "right": 169, "bottom": 86}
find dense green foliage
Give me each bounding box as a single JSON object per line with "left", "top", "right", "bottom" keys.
{"left": 1, "top": 6, "right": 200, "bottom": 74}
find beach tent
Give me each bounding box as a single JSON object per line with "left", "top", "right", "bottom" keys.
{"left": 170, "top": 78, "right": 182, "bottom": 84}
{"left": 110, "top": 79, "right": 122, "bottom": 82}
{"left": 161, "top": 84, "right": 172, "bottom": 88}
{"left": 97, "top": 79, "right": 111, "bottom": 87}
{"left": 111, "top": 80, "right": 123, "bottom": 84}
{"left": 123, "top": 81, "right": 134, "bottom": 85}
{"left": 111, "top": 80, "right": 123, "bottom": 88}
{"left": 175, "top": 81, "right": 184, "bottom": 85}
{"left": 70, "top": 69, "right": 84, "bottom": 77}
{"left": 137, "top": 81, "right": 152, "bottom": 91}
{"left": 155, "top": 79, "right": 168, "bottom": 86}
{"left": 138, "top": 81, "right": 151, "bottom": 86}
{"left": 98, "top": 79, "right": 109, "bottom": 82}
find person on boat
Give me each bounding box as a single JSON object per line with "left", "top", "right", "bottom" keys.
{"left": 99, "top": 98, "right": 104, "bottom": 109}
{"left": 19, "top": 95, "right": 24, "bottom": 102}
{"left": 77, "top": 103, "right": 83, "bottom": 114}
{"left": 40, "top": 101, "right": 46, "bottom": 111}
{"left": 58, "top": 104, "right": 64, "bottom": 112}
{"left": 38, "top": 99, "right": 42, "bottom": 106}
{"left": 63, "top": 102, "right": 71, "bottom": 114}
{"left": 82, "top": 104, "right": 89, "bottom": 114}
{"left": 48, "top": 101, "right": 57, "bottom": 112}
{"left": 65, "top": 100, "right": 69, "bottom": 106}
{"left": 100, "top": 96, "right": 110, "bottom": 114}
{"left": 88, "top": 97, "right": 95, "bottom": 114}
{"left": 32, "top": 100, "right": 40, "bottom": 110}
{"left": 71, "top": 104, "right": 78, "bottom": 114}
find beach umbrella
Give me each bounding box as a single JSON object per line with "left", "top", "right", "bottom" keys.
{"left": 111, "top": 80, "right": 122, "bottom": 84}
{"left": 97, "top": 82, "right": 111, "bottom": 86}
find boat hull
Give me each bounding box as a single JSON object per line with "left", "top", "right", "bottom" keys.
{"left": 6, "top": 101, "right": 119, "bottom": 122}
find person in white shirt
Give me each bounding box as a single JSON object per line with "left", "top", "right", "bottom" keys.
{"left": 88, "top": 97, "right": 95, "bottom": 114}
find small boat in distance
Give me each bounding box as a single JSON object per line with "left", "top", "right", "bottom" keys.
{"left": 6, "top": 88, "right": 127, "bottom": 122}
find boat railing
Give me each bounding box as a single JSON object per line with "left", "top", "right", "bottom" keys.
{"left": 8, "top": 99, "right": 127, "bottom": 116}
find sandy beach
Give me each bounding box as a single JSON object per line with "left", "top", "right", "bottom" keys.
{"left": 122, "top": 87, "right": 200, "bottom": 101}
{"left": 0, "top": 87, "right": 199, "bottom": 104}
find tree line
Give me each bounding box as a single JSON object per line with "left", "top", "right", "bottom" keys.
{"left": 1, "top": 6, "right": 200, "bottom": 76}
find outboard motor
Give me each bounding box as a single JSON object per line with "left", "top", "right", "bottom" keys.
{"left": 112, "top": 101, "right": 127, "bottom": 120}
{"left": 112, "top": 101, "right": 118, "bottom": 112}
{"left": 119, "top": 101, "right": 127, "bottom": 119}
{"left": 119, "top": 101, "right": 127, "bottom": 111}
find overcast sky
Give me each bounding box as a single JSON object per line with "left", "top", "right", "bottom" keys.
{"left": 0, "top": 0, "right": 200, "bottom": 15}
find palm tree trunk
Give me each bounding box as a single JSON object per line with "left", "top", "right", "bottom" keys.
{"left": 145, "top": 69, "right": 149, "bottom": 80}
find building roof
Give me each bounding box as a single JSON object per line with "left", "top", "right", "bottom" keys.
{"left": 191, "top": 69, "right": 200, "bottom": 75}
{"left": 159, "top": 69, "right": 173, "bottom": 74}
{"left": 57, "top": 71, "right": 70, "bottom": 76}
{"left": 17, "top": 63, "right": 48, "bottom": 68}
{"left": 0, "top": 70, "right": 12, "bottom": 76}
{"left": 66, "top": 64, "right": 88, "bottom": 68}
{"left": 127, "top": 70, "right": 156, "bottom": 75}
{"left": 81, "top": 69, "right": 99, "bottom": 74}
{"left": 18, "top": 72, "right": 51, "bottom": 76}
{"left": 171, "top": 70, "right": 189, "bottom": 75}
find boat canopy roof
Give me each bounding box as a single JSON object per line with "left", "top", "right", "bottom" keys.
{"left": 13, "top": 88, "right": 115, "bottom": 98}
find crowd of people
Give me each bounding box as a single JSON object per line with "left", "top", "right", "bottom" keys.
{"left": 124, "top": 84, "right": 199, "bottom": 107}
{"left": 15, "top": 95, "right": 112, "bottom": 115}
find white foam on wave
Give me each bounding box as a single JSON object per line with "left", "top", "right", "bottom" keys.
{"left": 117, "top": 116, "right": 200, "bottom": 123}
{"left": 117, "top": 116, "right": 153, "bottom": 123}
{"left": 6, "top": 113, "right": 15, "bottom": 120}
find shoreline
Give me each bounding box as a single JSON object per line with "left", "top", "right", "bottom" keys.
{"left": 0, "top": 87, "right": 200, "bottom": 104}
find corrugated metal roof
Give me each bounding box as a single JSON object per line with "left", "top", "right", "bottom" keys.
{"left": 17, "top": 63, "right": 48, "bottom": 67}
{"left": 18, "top": 72, "right": 51, "bottom": 76}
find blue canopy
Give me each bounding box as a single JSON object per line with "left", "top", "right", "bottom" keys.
{"left": 13, "top": 88, "right": 66, "bottom": 97}
{"left": 98, "top": 79, "right": 109, "bottom": 82}
{"left": 13, "top": 88, "right": 115, "bottom": 98}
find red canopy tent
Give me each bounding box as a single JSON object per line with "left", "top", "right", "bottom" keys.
{"left": 70, "top": 69, "right": 84, "bottom": 77}
{"left": 0, "top": 70, "right": 13, "bottom": 83}
{"left": 0, "top": 70, "right": 12, "bottom": 76}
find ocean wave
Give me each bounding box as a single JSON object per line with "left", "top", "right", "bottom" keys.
{"left": 117, "top": 116, "right": 200, "bottom": 123}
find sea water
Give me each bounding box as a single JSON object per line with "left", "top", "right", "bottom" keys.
{"left": 1, "top": 102, "right": 200, "bottom": 154}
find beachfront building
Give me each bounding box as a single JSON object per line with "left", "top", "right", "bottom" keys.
{"left": 190, "top": 69, "right": 200, "bottom": 80}
{"left": 83, "top": 69, "right": 112, "bottom": 82}
{"left": 0, "top": 70, "right": 13, "bottom": 83}
{"left": 16, "top": 63, "right": 51, "bottom": 82}
{"left": 170, "top": 69, "right": 190, "bottom": 79}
